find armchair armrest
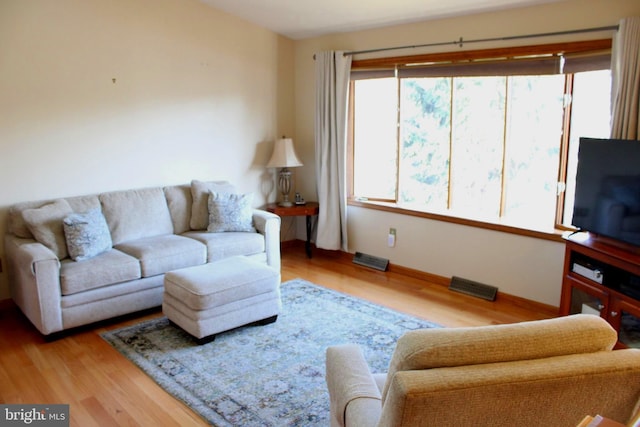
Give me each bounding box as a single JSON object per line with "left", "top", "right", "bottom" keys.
{"left": 4, "top": 235, "right": 63, "bottom": 335}
{"left": 252, "top": 209, "right": 281, "bottom": 271}
{"left": 326, "top": 344, "right": 382, "bottom": 427}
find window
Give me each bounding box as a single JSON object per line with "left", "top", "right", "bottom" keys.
{"left": 350, "top": 40, "right": 612, "bottom": 234}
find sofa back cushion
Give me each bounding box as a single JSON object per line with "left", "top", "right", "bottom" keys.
{"left": 66, "top": 194, "right": 103, "bottom": 215}
{"left": 164, "top": 184, "right": 192, "bottom": 234}
{"left": 8, "top": 195, "right": 101, "bottom": 239}
{"left": 100, "top": 187, "right": 173, "bottom": 245}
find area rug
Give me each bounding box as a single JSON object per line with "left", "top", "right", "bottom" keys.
{"left": 101, "top": 279, "right": 440, "bottom": 426}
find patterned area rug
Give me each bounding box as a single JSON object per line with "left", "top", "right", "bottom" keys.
{"left": 101, "top": 279, "right": 440, "bottom": 426}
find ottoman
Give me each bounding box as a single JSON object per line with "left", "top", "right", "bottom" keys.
{"left": 162, "top": 256, "right": 281, "bottom": 344}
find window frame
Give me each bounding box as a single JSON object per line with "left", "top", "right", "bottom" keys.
{"left": 347, "top": 39, "right": 612, "bottom": 242}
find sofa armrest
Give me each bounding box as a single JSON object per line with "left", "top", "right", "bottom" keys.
{"left": 326, "top": 344, "right": 382, "bottom": 427}
{"left": 252, "top": 209, "right": 281, "bottom": 271}
{"left": 4, "top": 235, "right": 63, "bottom": 335}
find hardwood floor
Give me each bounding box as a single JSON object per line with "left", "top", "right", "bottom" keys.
{"left": 282, "top": 242, "right": 557, "bottom": 328}
{"left": 0, "top": 243, "right": 558, "bottom": 426}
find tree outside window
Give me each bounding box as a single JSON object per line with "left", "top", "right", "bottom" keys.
{"left": 350, "top": 42, "right": 612, "bottom": 233}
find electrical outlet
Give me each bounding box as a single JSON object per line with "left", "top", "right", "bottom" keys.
{"left": 388, "top": 228, "right": 396, "bottom": 247}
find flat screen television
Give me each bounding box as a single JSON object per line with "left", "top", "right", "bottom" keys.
{"left": 572, "top": 137, "right": 640, "bottom": 247}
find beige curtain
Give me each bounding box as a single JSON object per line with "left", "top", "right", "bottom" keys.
{"left": 611, "top": 16, "right": 640, "bottom": 139}
{"left": 314, "top": 51, "right": 352, "bottom": 251}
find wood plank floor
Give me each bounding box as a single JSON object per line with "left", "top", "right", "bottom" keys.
{"left": 0, "top": 243, "right": 558, "bottom": 426}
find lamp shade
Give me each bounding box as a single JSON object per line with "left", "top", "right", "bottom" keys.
{"left": 266, "top": 138, "right": 303, "bottom": 168}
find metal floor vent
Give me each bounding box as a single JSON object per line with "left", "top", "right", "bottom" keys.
{"left": 353, "top": 252, "right": 389, "bottom": 271}
{"left": 449, "top": 276, "right": 498, "bottom": 301}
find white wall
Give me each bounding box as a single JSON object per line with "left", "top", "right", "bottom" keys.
{"left": 293, "top": 0, "right": 640, "bottom": 306}
{"left": 0, "top": 0, "right": 294, "bottom": 298}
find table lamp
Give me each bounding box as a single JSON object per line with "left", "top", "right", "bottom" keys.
{"left": 267, "top": 137, "right": 303, "bottom": 207}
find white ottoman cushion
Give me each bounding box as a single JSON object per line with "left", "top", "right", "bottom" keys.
{"left": 163, "top": 256, "right": 281, "bottom": 341}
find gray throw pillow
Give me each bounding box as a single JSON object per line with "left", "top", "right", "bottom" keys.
{"left": 22, "top": 199, "right": 73, "bottom": 259}
{"left": 207, "top": 191, "right": 255, "bottom": 233}
{"left": 63, "top": 208, "right": 113, "bottom": 261}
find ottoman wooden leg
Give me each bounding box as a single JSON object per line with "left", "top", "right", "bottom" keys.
{"left": 196, "top": 334, "right": 216, "bottom": 345}
{"left": 256, "top": 315, "right": 278, "bottom": 326}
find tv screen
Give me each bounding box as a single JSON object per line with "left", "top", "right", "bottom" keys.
{"left": 572, "top": 137, "right": 640, "bottom": 247}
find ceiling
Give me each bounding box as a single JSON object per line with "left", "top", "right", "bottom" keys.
{"left": 199, "top": 0, "right": 567, "bottom": 40}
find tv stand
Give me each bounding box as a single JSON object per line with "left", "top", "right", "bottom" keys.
{"left": 559, "top": 232, "right": 640, "bottom": 348}
{"left": 588, "top": 232, "right": 640, "bottom": 256}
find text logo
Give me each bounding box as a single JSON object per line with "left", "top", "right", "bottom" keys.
{"left": 1, "top": 405, "right": 69, "bottom": 426}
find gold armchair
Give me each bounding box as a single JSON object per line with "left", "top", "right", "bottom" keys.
{"left": 326, "top": 315, "right": 640, "bottom": 427}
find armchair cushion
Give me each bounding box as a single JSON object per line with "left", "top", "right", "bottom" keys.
{"left": 382, "top": 314, "right": 617, "bottom": 402}
{"left": 379, "top": 350, "right": 640, "bottom": 427}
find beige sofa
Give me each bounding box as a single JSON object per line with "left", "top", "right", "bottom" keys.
{"left": 326, "top": 314, "right": 640, "bottom": 427}
{"left": 4, "top": 180, "right": 280, "bottom": 337}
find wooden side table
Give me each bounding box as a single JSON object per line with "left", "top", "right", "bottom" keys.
{"left": 265, "top": 202, "right": 319, "bottom": 258}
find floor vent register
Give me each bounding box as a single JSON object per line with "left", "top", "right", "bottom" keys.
{"left": 353, "top": 252, "right": 389, "bottom": 271}
{"left": 449, "top": 276, "right": 498, "bottom": 301}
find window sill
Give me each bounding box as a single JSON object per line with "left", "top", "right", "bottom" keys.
{"left": 348, "top": 199, "right": 566, "bottom": 243}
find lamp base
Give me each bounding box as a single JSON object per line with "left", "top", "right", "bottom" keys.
{"left": 277, "top": 168, "right": 294, "bottom": 208}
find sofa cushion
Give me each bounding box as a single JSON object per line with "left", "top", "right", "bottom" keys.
{"left": 100, "top": 187, "right": 173, "bottom": 245}
{"left": 65, "top": 194, "right": 102, "bottom": 215}
{"left": 190, "top": 180, "right": 236, "bottom": 230}
{"left": 207, "top": 191, "right": 255, "bottom": 233}
{"left": 22, "top": 199, "right": 73, "bottom": 259}
{"left": 8, "top": 199, "right": 55, "bottom": 239}
{"left": 10, "top": 195, "right": 100, "bottom": 239}
{"left": 182, "top": 231, "right": 264, "bottom": 262}
{"left": 60, "top": 274, "right": 162, "bottom": 309}
{"left": 115, "top": 234, "right": 207, "bottom": 277}
{"left": 63, "top": 209, "right": 113, "bottom": 261}
{"left": 164, "top": 184, "right": 192, "bottom": 234}
{"left": 163, "top": 256, "right": 280, "bottom": 311}
{"left": 60, "top": 249, "right": 141, "bottom": 295}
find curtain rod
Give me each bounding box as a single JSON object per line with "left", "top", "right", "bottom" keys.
{"left": 338, "top": 25, "right": 619, "bottom": 58}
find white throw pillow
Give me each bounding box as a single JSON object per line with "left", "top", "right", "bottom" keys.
{"left": 22, "top": 199, "right": 73, "bottom": 259}
{"left": 207, "top": 191, "right": 255, "bottom": 233}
